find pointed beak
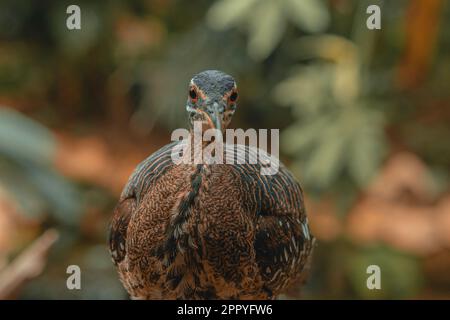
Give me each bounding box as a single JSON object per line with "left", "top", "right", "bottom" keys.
{"left": 207, "top": 102, "right": 222, "bottom": 130}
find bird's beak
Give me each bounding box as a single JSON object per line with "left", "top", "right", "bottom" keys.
{"left": 207, "top": 102, "right": 222, "bottom": 130}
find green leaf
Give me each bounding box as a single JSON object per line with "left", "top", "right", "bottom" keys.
{"left": 274, "top": 65, "right": 333, "bottom": 116}
{"left": 25, "top": 164, "right": 83, "bottom": 226}
{"left": 347, "top": 111, "right": 385, "bottom": 187}
{"left": 247, "top": 0, "right": 285, "bottom": 60}
{"left": 285, "top": 0, "right": 330, "bottom": 33}
{"left": 281, "top": 116, "right": 328, "bottom": 154}
{"left": 0, "top": 159, "right": 47, "bottom": 219}
{"left": 0, "top": 107, "right": 55, "bottom": 166}
{"left": 206, "top": 0, "right": 258, "bottom": 30}
{"left": 303, "top": 117, "right": 349, "bottom": 189}
{"left": 0, "top": 108, "right": 82, "bottom": 224}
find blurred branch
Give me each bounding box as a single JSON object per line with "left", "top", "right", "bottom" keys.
{"left": 0, "top": 229, "right": 59, "bottom": 300}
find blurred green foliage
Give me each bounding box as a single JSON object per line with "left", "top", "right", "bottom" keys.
{"left": 345, "top": 245, "right": 422, "bottom": 299}
{"left": 0, "top": 108, "right": 82, "bottom": 224}
{"left": 207, "top": 0, "right": 329, "bottom": 60}
{"left": 275, "top": 38, "right": 387, "bottom": 190}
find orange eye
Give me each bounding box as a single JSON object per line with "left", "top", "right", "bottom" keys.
{"left": 229, "top": 91, "right": 238, "bottom": 102}
{"left": 189, "top": 89, "right": 197, "bottom": 102}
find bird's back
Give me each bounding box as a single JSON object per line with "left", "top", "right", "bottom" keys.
{"left": 109, "top": 141, "right": 314, "bottom": 299}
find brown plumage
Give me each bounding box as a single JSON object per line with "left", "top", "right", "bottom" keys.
{"left": 109, "top": 70, "right": 314, "bottom": 299}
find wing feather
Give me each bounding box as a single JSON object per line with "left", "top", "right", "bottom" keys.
{"left": 225, "top": 144, "right": 313, "bottom": 293}
{"left": 108, "top": 141, "right": 178, "bottom": 264}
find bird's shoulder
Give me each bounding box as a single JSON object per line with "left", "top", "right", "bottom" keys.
{"left": 222, "top": 144, "right": 304, "bottom": 213}
{"left": 121, "top": 141, "right": 181, "bottom": 202}
{"left": 109, "top": 141, "right": 180, "bottom": 265}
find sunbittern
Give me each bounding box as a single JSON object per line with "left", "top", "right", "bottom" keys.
{"left": 109, "top": 70, "right": 314, "bottom": 299}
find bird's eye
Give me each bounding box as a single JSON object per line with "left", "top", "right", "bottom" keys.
{"left": 189, "top": 89, "right": 197, "bottom": 101}
{"left": 229, "top": 91, "right": 238, "bottom": 102}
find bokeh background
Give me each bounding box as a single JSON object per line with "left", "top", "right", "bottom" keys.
{"left": 0, "top": 0, "right": 449, "bottom": 299}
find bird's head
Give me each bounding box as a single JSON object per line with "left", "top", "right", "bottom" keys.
{"left": 186, "top": 70, "right": 238, "bottom": 133}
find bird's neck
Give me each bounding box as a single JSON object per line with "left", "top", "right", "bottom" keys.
{"left": 183, "top": 128, "right": 224, "bottom": 165}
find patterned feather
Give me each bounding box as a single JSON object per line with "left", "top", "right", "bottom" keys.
{"left": 109, "top": 70, "right": 314, "bottom": 299}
